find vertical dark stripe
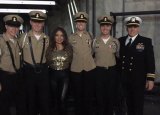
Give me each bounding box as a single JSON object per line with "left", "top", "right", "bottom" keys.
{"left": 110, "top": 12, "right": 116, "bottom": 37}
{"left": 122, "top": 0, "right": 125, "bottom": 36}
{"left": 86, "top": 0, "right": 89, "bottom": 31}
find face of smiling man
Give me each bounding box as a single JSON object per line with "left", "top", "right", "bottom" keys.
{"left": 100, "top": 24, "right": 112, "bottom": 36}
{"left": 5, "top": 25, "right": 19, "bottom": 38}
{"left": 127, "top": 25, "right": 140, "bottom": 37}
{"left": 76, "top": 21, "right": 87, "bottom": 32}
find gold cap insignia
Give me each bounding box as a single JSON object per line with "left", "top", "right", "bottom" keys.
{"left": 131, "top": 17, "right": 136, "bottom": 22}
{"left": 12, "top": 17, "right": 17, "bottom": 22}
{"left": 36, "top": 13, "right": 40, "bottom": 18}
{"left": 104, "top": 17, "right": 107, "bottom": 22}
{"left": 80, "top": 14, "right": 84, "bottom": 19}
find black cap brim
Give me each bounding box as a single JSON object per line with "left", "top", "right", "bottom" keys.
{"left": 31, "top": 19, "right": 45, "bottom": 23}
{"left": 5, "top": 21, "right": 21, "bottom": 27}
{"left": 100, "top": 22, "right": 112, "bottom": 26}
{"left": 126, "top": 23, "right": 140, "bottom": 27}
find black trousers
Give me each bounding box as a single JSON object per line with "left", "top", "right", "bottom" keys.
{"left": 114, "top": 78, "right": 126, "bottom": 115}
{"left": 23, "top": 64, "right": 50, "bottom": 115}
{"left": 122, "top": 72, "right": 145, "bottom": 115}
{"left": 71, "top": 69, "right": 96, "bottom": 115}
{"left": 49, "top": 68, "right": 69, "bottom": 115}
{"left": 0, "top": 70, "right": 27, "bottom": 115}
{"left": 95, "top": 66, "right": 119, "bottom": 115}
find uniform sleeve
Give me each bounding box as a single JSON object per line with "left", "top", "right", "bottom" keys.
{"left": 18, "top": 33, "right": 27, "bottom": 48}
{"left": 88, "top": 32, "right": 94, "bottom": 40}
{"left": 68, "top": 36, "right": 73, "bottom": 45}
{"left": 67, "top": 44, "right": 73, "bottom": 63}
{"left": 115, "top": 39, "right": 120, "bottom": 58}
{"left": 110, "top": 39, "right": 120, "bottom": 54}
{"left": 0, "top": 47, "right": 1, "bottom": 57}
{"left": 92, "top": 38, "right": 96, "bottom": 52}
{"left": 145, "top": 39, "right": 155, "bottom": 81}
{"left": 0, "top": 38, "right": 3, "bottom": 64}
{"left": 0, "top": 39, "right": 3, "bottom": 82}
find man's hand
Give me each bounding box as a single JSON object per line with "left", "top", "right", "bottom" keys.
{"left": 146, "top": 80, "right": 154, "bottom": 91}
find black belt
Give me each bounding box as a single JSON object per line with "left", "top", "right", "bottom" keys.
{"left": 96, "top": 65, "right": 116, "bottom": 70}
{"left": 0, "top": 69, "right": 16, "bottom": 75}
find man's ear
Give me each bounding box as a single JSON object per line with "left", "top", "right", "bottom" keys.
{"left": 5, "top": 25, "right": 8, "bottom": 29}
{"left": 30, "top": 20, "right": 32, "bottom": 25}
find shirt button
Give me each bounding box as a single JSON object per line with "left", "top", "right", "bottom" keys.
{"left": 123, "top": 56, "right": 125, "bottom": 58}
{"left": 131, "top": 57, "right": 134, "bottom": 59}
{"left": 129, "top": 69, "right": 132, "bottom": 71}
{"left": 122, "top": 61, "right": 125, "bottom": 64}
{"left": 122, "top": 67, "right": 124, "bottom": 69}
{"left": 130, "top": 63, "right": 133, "bottom": 65}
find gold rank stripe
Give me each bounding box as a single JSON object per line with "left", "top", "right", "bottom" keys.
{"left": 147, "top": 73, "right": 156, "bottom": 78}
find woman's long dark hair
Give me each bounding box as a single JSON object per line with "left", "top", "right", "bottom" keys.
{"left": 49, "top": 26, "right": 69, "bottom": 50}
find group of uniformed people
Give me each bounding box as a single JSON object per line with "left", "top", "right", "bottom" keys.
{"left": 0, "top": 10, "right": 155, "bottom": 115}
{"left": 0, "top": 11, "right": 50, "bottom": 115}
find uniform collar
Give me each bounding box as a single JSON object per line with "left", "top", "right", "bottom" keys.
{"left": 97, "top": 35, "right": 114, "bottom": 40}
{"left": 28, "top": 30, "right": 46, "bottom": 39}
{"left": 74, "top": 31, "right": 88, "bottom": 36}
{"left": 101, "top": 35, "right": 110, "bottom": 39}
{"left": 127, "top": 34, "right": 138, "bottom": 43}
{"left": 97, "top": 35, "right": 113, "bottom": 44}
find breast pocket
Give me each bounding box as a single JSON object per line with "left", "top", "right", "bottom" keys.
{"left": 136, "top": 46, "right": 145, "bottom": 57}
{"left": 4, "top": 47, "right": 11, "bottom": 56}
{"left": 23, "top": 42, "right": 30, "bottom": 49}
{"left": 135, "top": 49, "right": 145, "bottom": 59}
{"left": 71, "top": 41, "right": 78, "bottom": 47}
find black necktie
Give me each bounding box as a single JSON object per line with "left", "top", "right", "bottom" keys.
{"left": 126, "top": 38, "right": 132, "bottom": 47}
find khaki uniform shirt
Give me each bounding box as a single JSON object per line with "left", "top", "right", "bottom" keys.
{"left": 69, "top": 31, "right": 96, "bottom": 72}
{"left": 93, "top": 36, "right": 120, "bottom": 67}
{"left": 19, "top": 30, "right": 49, "bottom": 64}
{"left": 0, "top": 33, "right": 21, "bottom": 72}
